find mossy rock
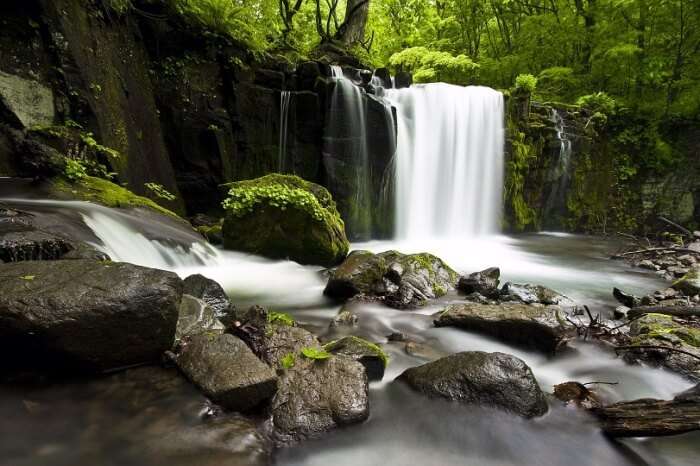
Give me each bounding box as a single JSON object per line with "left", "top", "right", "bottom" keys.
{"left": 324, "top": 335, "right": 388, "bottom": 381}
{"left": 50, "top": 175, "right": 180, "bottom": 219}
{"left": 672, "top": 268, "right": 700, "bottom": 296}
{"left": 221, "top": 174, "right": 349, "bottom": 267}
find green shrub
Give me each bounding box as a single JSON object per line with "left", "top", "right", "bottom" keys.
{"left": 64, "top": 159, "right": 87, "bottom": 181}
{"left": 576, "top": 92, "right": 617, "bottom": 115}
{"left": 514, "top": 74, "right": 538, "bottom": 94}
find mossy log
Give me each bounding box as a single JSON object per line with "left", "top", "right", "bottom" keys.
{"left": 627, "top": 306, "right": 700, "bottom": 319}
{"left": 592, "top": 398, "right": 700, "bottom": 437}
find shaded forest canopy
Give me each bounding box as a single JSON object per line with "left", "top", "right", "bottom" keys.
{"left": 107, "top": 0, "right": 700, "bottom": 120}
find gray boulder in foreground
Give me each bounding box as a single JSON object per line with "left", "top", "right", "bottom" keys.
{"left": 0, "top": 260, "right": 181, "bottom": 374}
{"left": 396, "top": 351, "right": 548, "bottom": 418}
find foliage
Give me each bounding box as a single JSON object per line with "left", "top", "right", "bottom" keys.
{"left": 514, "top": 74, "right": 537, "bottom": 94}
{"left": 505, "top": 126, "right": 538, "bottom": 231}
{"left": 267, "top": 311, "right": 295, "bottom": 326}
{"left": 144, "top": 183, "right": 177, "bottom": 202}
{"left": 64, "top": 159, "right": 87, "bottom": 181}
{"left": 389, "top": 47, "right": 479, "bottom": 84}
{"left": 280, "top": 352, "right": 296, "bottom": 369}
{"left": 537, "top": 67, "right": 578, "bottom": 100}
{"left": 301, "top": 346, "right": 332, "bottom": 360}
{"left": 576, "top": 92, "right": 617, "bottom": 116}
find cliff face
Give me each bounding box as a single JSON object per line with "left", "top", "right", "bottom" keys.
{"left": 0, "top": 0, "right": 396, "bottom": 240}
{"left": 504, "top": 95, "right": 700, "bottom": 234}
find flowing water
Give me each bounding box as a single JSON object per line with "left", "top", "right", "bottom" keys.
{"left": 278, "top": 91, "right": 293, "bottom": 172}
{"left": 543, "top": 108, "right": 574, "bottom": 224}
{"left": 384, "top": 84, "right": 505, "bottom": 238}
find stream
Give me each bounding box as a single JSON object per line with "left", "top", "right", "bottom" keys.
{"left": 0, "top": 198, "right": 697, "bottom": 466}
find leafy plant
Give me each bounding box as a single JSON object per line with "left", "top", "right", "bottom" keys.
{"left": 267, "top": 311, "right": 295, "bottom": 326}
{"left": 144, "top": 183, "right": 177, "bottom": 202}
{"left": 280, "top": 353, "right": 296, "bottom": 369}
{"left": 301, "top": 346, "right": 332, "bottom": 360}
{"left": 64, "top": 159, "right": 88, "bottom": 182}
{"left": 576, "top": 92, "right": 617, "bottom": 116}
{"left": 514, "top": 74, "right": 538, "bottom": 94}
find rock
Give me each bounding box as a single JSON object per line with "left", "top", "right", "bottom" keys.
{"left": 182, "top": 274, "right": 231, "bottom": 318}
{"left": 668, "top": 265, "right": 690, "bottom": 277}
{"left": 222, "top": 174, "right": 349, "bottom": 267}
{"left": 675, "top": 383, "right": 700, "bottom": 402}
{"left": 638, "top": 259, "right": 659, "bottom": 270}
{"left": 373, "top": 68, "right": 392, "bottom": 88}
{"left": 435, "top": 303, "right": 574, "bottom": 353}
{"left": 176, "top": 333, "right": 278, "bottom": 412}
{"left": 394, "top": 71, "right": 413, "bottom": 89}
{"left": 329, "top": 308, "right": 359, "bottom": 328}
{"left": 678, "top": 255, "right": 696, "bottom": 266}
{"left": 688, "top": 241, "right": 700, "bottom": 253}
{"left": 404, "top": 340, "right": 448, "bottom": 361}
{"left": 0, "top": 71, "right": 55, "bottom": 128}
{"left": 175, "top": 295, "right": 225, "bottom": 341}
{"left": 614, "top": 306, "right": 630, "bottom": 319}
{"left": 0, "top": 260, "right": 182, "bottom": 374}
{"left": 271, "top": 355, "right": 369, "bottom": 443}
{"left": 552, "top": 382, "right": 601, "bottom": 409}
{"left": 324, "top": 336, "right": 388, "bottom": 381}
{"left": 673, "top": 269, "right": 700, "bottom": 296}
{"left": 501, "top": 282, "right": 573, "bottom": 306}
{"left": 324, "top": 250, "right": 459, "bottom": 309}
{"left": 387, "top": 332, "right": 407, "bottom": 342}
{"left": 623, "top": 313, "right": 700, "bottom": 381}
{"left": 396, "top": 351, "right": 548, "bottom": 418}
{"left": 613, "top": 287, "right": 642, "bottom": 308}
{"left": 457, "top": 267, "right": 500, "bottom": 297}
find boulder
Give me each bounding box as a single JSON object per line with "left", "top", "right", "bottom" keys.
{"left": 324, "top": 336, "right": 388, "bottom": 381}
{"left": 271, "top": 355, "right": 369, "bottom": 443}
{"left": 0, "top": 71, "right": 55, "bottom": 128}
{"left": 183, "top": 274, "right": 231, "bottom": 318}
{"left": 222, "top": 174, "right": 349, "bottom": 267}
{"left": 175, "top": 295, "right": 225, "bottom": 341}
{"left": 396, "top": 351, "right": 548, "bottom": 418}
{"left": 673, "top": 269, "right": 700, "bottom": 296}
{"left": 329, "top": 307, "right": 359, "bottom": 328}
{"left": 434, "top": 303, "right": 574, "bottom": 353}
{"left": 176, "top": 333, "right": 278, "bottom": 412}
{"left": 500, "top": 282, "right": 574, "bottom": 306}
{"left": 0, "top": 260, "right": 182, "bottom": 374}
{"left": 324, "top": 250, "right": 459, "bottom": 309}
{"left": 457, "top": 267, "right": 500, "bottom": 296}
{"left": 552, "top": 382, "right": 601, "bottom": 409}
{"left": 623, "top": 313, "right": 700, "bottom": 381}
{"left": 613, "top": 287, "right": 641, "bottom": 308}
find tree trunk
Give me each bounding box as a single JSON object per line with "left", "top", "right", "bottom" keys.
{"left": 336, "top": 0, "right": 370, "bottom": 45}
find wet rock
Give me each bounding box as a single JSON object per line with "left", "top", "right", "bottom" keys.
{"left": 457, "top": 267, "right": 500, "bottom": 296}
{"left": 435, "top": 303, "right": 574, "bottom": 353}
{"left": 623, "top": 313, "right": 700, "bottom": 381}
{"left": 324, "top": 336, "right": 388, "bottom": 381}
{"left": 324, "top": 250, "right": 459, "bottom": 309}
{"left": 552, "top": 382, "right": 601, "bottom": 409}
{"left": 0, "top": 71, "right": 55, "bottom": 128}
{"left": 175, "top": 295, "right": 225, "bottom": 341}
{"left": 329, "top": 308, "right": 359, "bottom": 328}
{"left": 672, "top": 269, "right": 700, "bottom": 296}
{"left": 183, "top": 274, "right": 231, "bottom": 318}
{"left": 638, "top": 259, "right": 659, "bottom": 270}
{"left": 396, "top": 351, "right": 548, "bottom": 418}
{"left": 0, "top": 260, "right": 182, "bottom": 374}
{"left": 271, "top": 355, "right": 369, "bottom": 443}
{"left": 387, "top": 332, "right": 407, "bottom": 342}
{"left": 613, "top": 287, "right": 642, "bottom": 308}
{"left": 404, "top": 340, "right": 448, "bottom": 361}
{"left": 614, "top": 306, "right": 630, "bottom": 320}
{"left": 176, "top": 333, "right": 277, "bottom": 412}
{"left": 394, "top": 71, "right": 413, "bottom": 89}
{"left": 501, "top": 282, "right": 574, "bottom": 306}
{"left": 222, "top": 174, "right": 349, "bottom": 267}
{"left": 675, "top": 383, "right": 700, "bottom": 402}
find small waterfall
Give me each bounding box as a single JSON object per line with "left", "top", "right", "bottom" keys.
{"left": 278, "top": 90, "right": 293, "bottom": 172}
{"left": 543, "top": 108, "right": 573, "bottom": 224}
{"left": 384, "top": 84, "right": 505, "bottom": 239}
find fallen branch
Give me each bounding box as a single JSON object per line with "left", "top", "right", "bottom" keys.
{"left": 658, "top": 216, "right": 693, "bottom": 237}
{"left": 592, "top": 398, "right": 700, "bottom": 437}
{"left": 615, "top": 345, "right": 700, "bottom": 362}
{"left": 612, "top": 247, "right": 700, "bottom": 258}
{"left": 627, "top": 306, "right": 700, "bottom": 319}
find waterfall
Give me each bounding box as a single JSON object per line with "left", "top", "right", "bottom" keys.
{"left": 383, "top": 84, "right": 505, "bottom": 239}
{"left": 278, "top": 90, "right": 293, "bottom": 172}
{"left": 543, "top": 108, "right": 573, "bottom": 224}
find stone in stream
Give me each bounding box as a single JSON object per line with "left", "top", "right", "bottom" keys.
{"left": 622, "top": 313, "right": 700, "bottom": 381}
{"left": 0, "top": 260, "right": 182, "bottom": 374}
{"left": 672, "top": 268, "right": 700, "bottom": 296}
{"left": 183, "top": 274, "right": 231, "bottom": 318}
{"left": 613, "top": 287, "right": 641, "bottom": 308}
{"left": 323, "top": 249, "right": 459, "bottom": 309}
{"left": 221, "top": 174, "right": 349, "bottom": 267}
{"left": 396, "top": 351, "right": 548, "bottom": 418}
{"left": 552, "top": 382, "right": 601, "bottom": 409}
{"left": 324, "top": 336, "right": 389, "bottom": 381}
{"left": 457, "top": 266, "right": 500, "bottom": 297}
{"left": 329, "top": 307, "right": 359, "bottom": 328}
{"left": 175, "top": 294, "right": 225, "bottom": 341}
{"left": 176, "top": 333, "right": 278, "bottom": 412}
{"left": 500, "top": 282, "right": 574, "bottom": 306}
{"left": 434, "top": 303, "right": 575, "bottom": 353}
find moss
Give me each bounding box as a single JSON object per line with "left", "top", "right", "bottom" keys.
{"left": 504, "top": 119, "right": 539, "bottom": 231}
{"left": 324, "top": 335, "right": 389, "bottom": 367}
{"left": 280, "top": 352, "right": 296, "bottom": 369}
{"left": 631, "top": 313, "right": 700, "bottom": 348}
{"left": 268, "top": 311, "right": 295, "bottom": 327}
{"left": 301, "top": 346, "right": 332, "bottom": 360}
{"left": 50, "top": 175, "right": 180, "bottom": 219}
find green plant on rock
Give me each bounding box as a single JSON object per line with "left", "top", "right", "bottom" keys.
{"left": 576, "top": 92, "right": 617, "bottom": 116}
{"left": 64, "top": 158, "right": 87, "bottom": 181}
{"left": 505, "top": 126, "right": 538, "bottom": 231}
{"left": 301, "top": 346, "right": 332, "bottom": 360}
{"left": 144, "top": 182, "right": 177, "bottom": 202}
{"left": 280, "top": 353, "right": 296, "bottom": 369}
{"left": 514, "top": 74, "right": 538, "bottom": 94}
{"left": 267, "top": 311, "right": 295, "bottom": 326}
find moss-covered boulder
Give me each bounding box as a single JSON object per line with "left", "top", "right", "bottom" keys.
{"left": 324, "top": 336, "right": 389, "bottom": 381}
{"left": 324, "top": 250, "right": 459, "bottom": 309}
{"left": 672, "top": 268, "right": 700, "bottom": 296}
{"left": 221, "top": 174, "right": 349, "bottom": 267}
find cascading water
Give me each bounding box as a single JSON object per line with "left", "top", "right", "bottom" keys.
{"left": 543, "top": 108, "right": 573, "bottom": 224}
{"left": 384, "top": 84, "right": 505, "bottom": 239}
{"left": 278, "top": 90, "right": 293, "bottom": 172}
